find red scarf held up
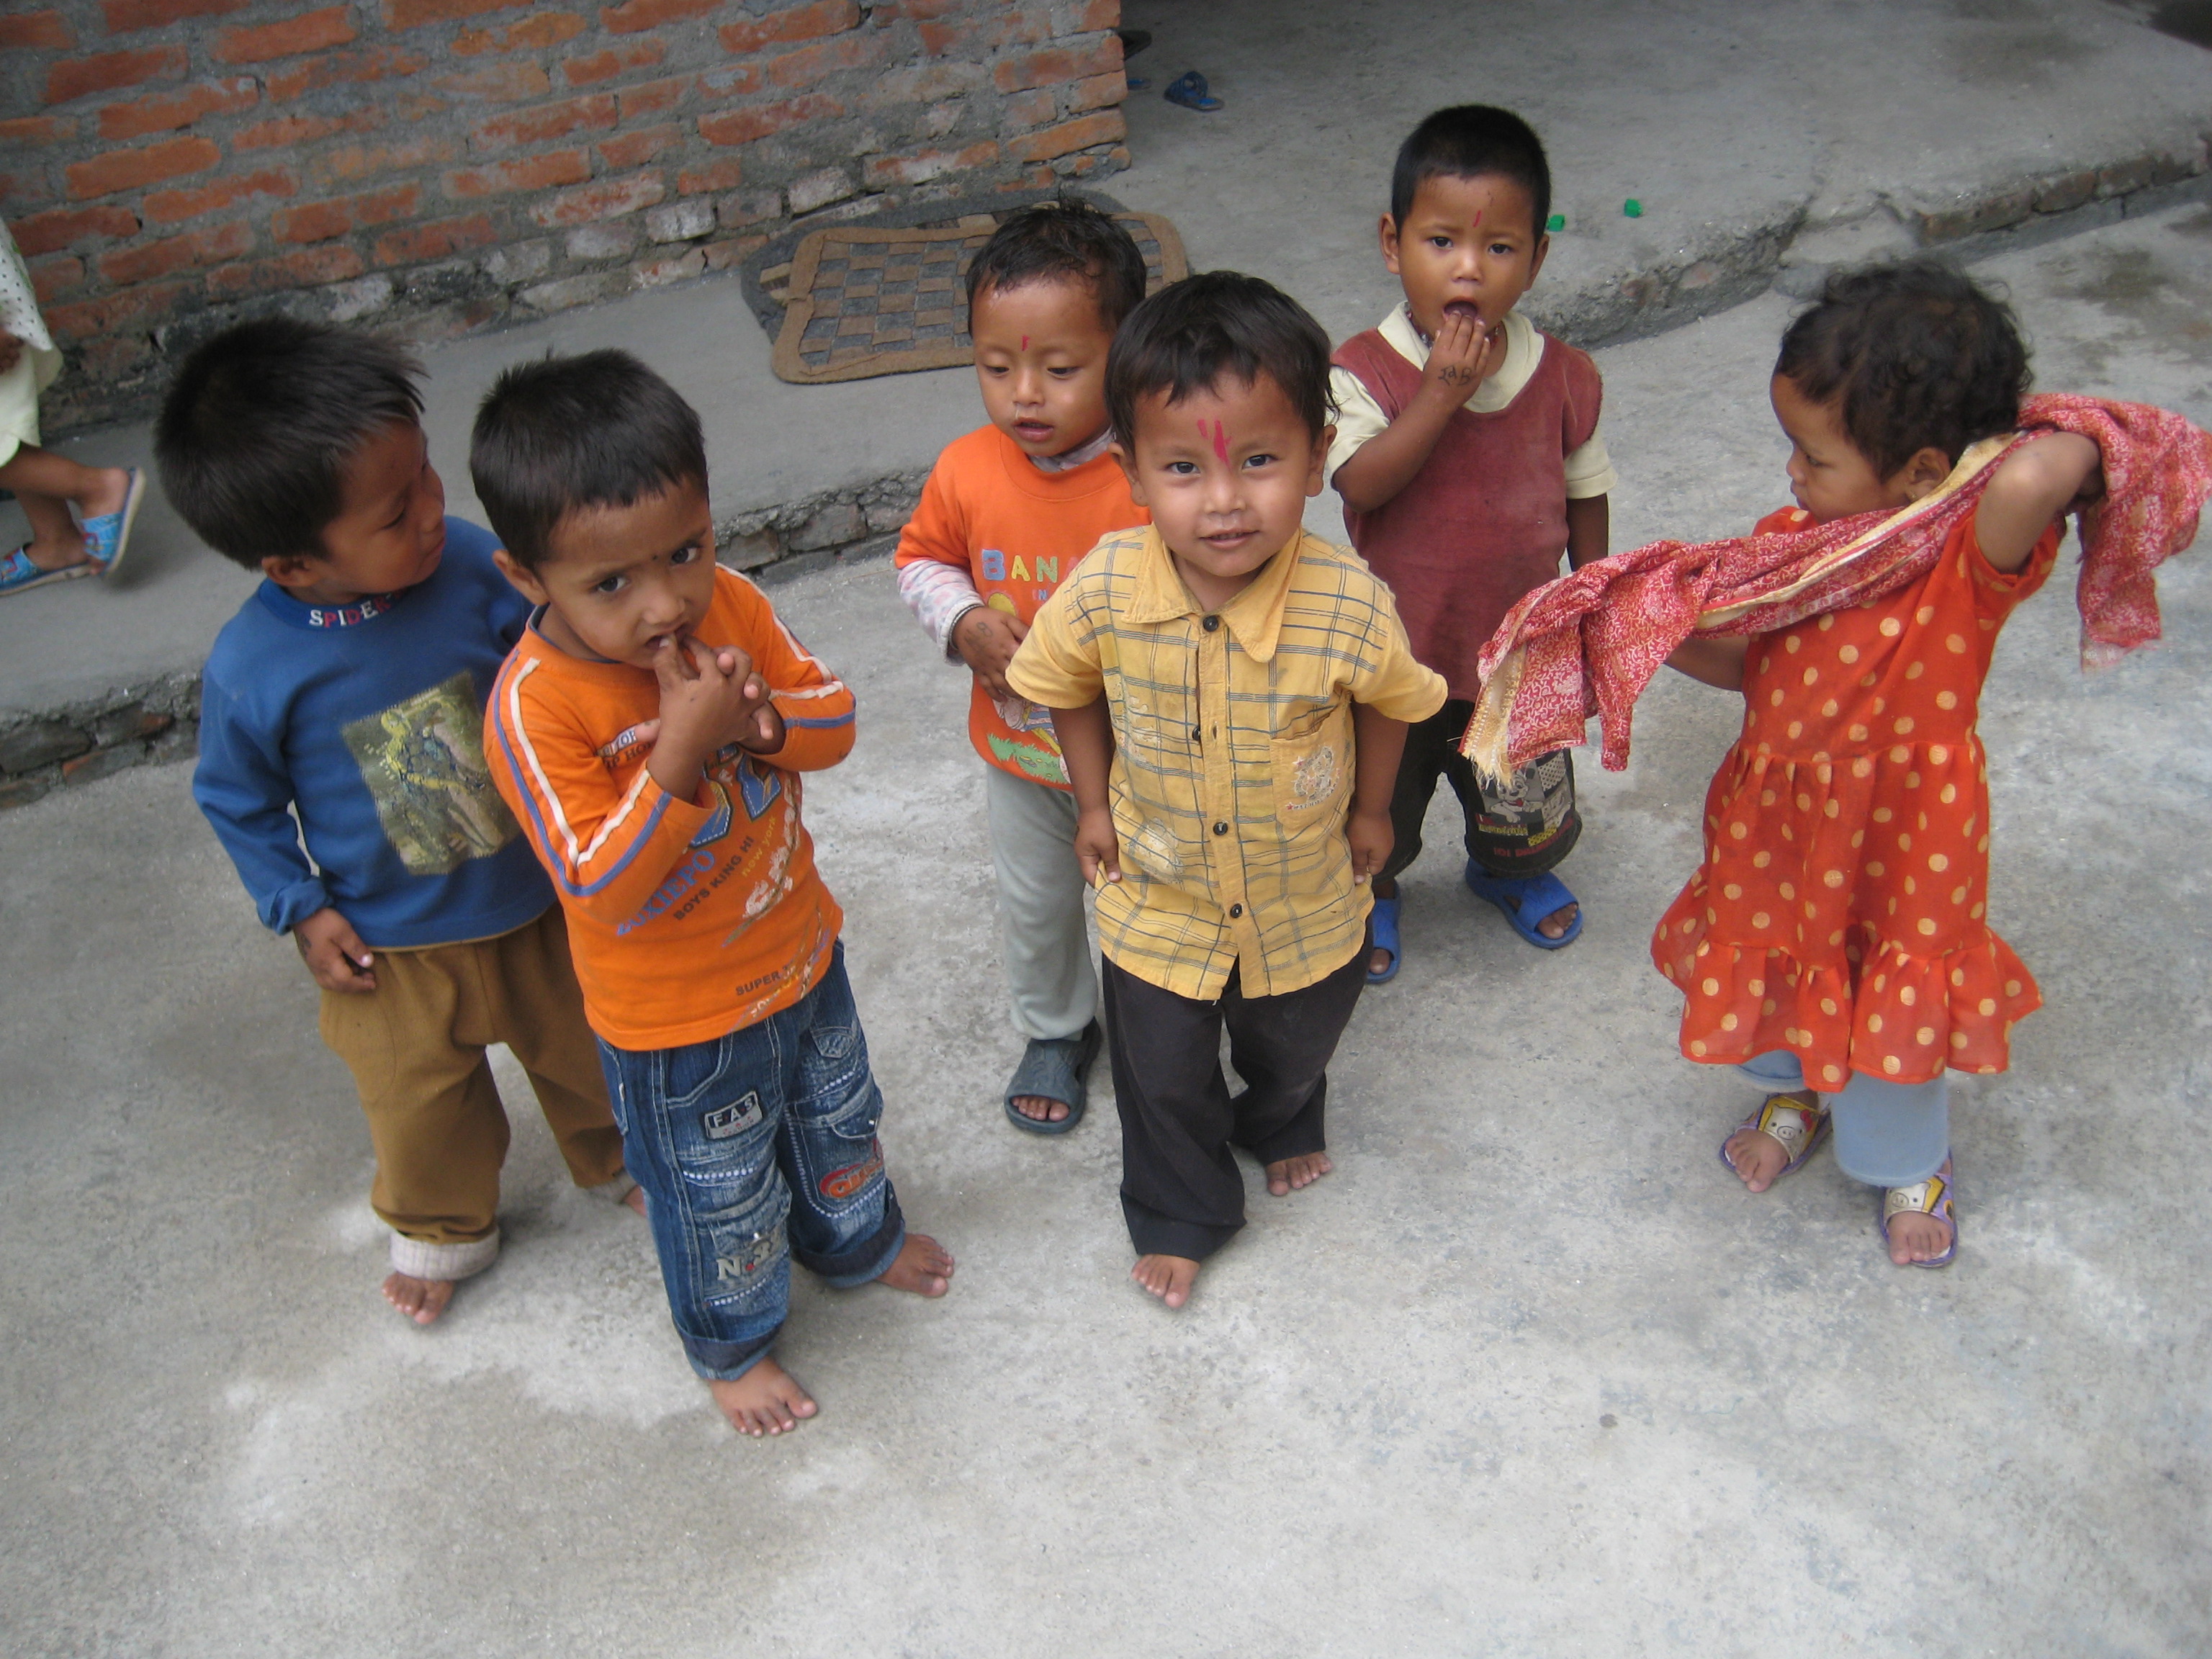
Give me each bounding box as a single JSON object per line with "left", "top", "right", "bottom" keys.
{"left": 1460, "top": 394, "right": 2212, "bottom": 781}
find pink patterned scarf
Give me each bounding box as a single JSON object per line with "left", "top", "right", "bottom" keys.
{"left": 1462, "top": 395, "right": 2212, "bottom": 780}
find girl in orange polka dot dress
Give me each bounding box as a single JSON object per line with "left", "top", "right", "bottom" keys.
{"left": 1660, "top": 266, "right": 2107, "bottom": 1269}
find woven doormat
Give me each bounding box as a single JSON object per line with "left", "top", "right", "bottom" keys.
{"left": 765, "top": 207, "right": 1186, "bottom": 385}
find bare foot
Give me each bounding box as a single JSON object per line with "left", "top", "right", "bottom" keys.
{"left": 382, "top": 1271, "right": 455, "bottom": 1326}
{"left": 1722, "top": 1091, "right": 1818, "bottom": 1194}
{"left": 1535, "top": 901, "right": 1579, "bottom": 940}
{"left": 1012, "top": 1093, "right": 1070, "bottom": 1124}
{"left": 1131, "top": 1252, "right": 1200, "bottom": 1308}
{"left": 1885, "top": 1208, "right": 1954, "bottom": 1265}
{"left": 623, "top": 1184, "right": 647, "bottom": 1217}
{"left": 1265, "top": 1149, "right": 1334, "bottom": 1197}
{"left": 876, "top": 1232, "right": 954, "bottom": 1297}
{"left": 708, "top": 1356, "right": 818, "bottom": 1437}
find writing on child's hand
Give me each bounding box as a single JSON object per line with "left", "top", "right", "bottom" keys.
{"left": 953, "top": 606, "right": 1030, "bottom": 701}
{"left": 295, "top": 907, "right": 377, "bottom": 994}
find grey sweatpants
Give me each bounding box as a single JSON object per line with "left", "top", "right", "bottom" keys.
{"left": 984, "top": 763, "right": 1098, "bottom": 1043}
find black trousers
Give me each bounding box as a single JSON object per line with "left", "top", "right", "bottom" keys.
{"left": 1379, "top": 698, "right": 1581, "bottom": 885}
{"left": 1101, "top": 941, "right": 1368, "bottom": 1260}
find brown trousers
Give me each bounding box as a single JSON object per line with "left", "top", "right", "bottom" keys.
{"left": 318, "top": 904, "right": 623, "bottom": 1245}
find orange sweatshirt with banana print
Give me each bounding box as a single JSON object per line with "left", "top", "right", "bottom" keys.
{"left": 486, "top": 565, "right": 855, "bottom": 1051}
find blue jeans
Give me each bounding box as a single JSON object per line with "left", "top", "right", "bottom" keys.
{"left": 595, "top": 945, "right": 904, "bottom": 1381}
{"left": 1737, "top": 1050, "right": 1948, "bottom": 1187}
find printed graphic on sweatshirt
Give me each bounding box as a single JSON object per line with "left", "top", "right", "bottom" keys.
{"left": 343, "top": 670, "right": 521, "bottom": 874}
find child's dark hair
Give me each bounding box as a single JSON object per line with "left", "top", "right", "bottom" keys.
{"left": 153, "top": 316, "right": 424, "bottom": 571}
{"left": 1390, "top": 104, "right": 1551, "bottom": 238}
{"left": 469, "top": 349, "right": 708, "bottom": 569}
{"left": 963, "top": 199, "right": 1149, "bottom": 333}
{"left": 1776, "top": 261, "right": 2031, "bottom": 476}
{"left": 1106, "top": 271, "right": 1334, "bottom": 448}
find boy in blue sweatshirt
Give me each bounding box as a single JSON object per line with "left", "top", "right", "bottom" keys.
{"left": 161, "top": 318, "right": 634, "bottom": 1326}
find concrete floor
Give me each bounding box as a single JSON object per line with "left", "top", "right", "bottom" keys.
{"left": 4, "top": 203, "right": 2209, "bottom": 1654}
{"left": 9, "top": 0, "right": 2212, "bottom": 718}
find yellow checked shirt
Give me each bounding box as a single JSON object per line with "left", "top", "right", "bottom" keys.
{"left": 1006, "top": 525, "right": 1447, "bottom": 999}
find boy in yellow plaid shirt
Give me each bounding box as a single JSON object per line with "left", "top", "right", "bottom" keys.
{"left": 1008, "top": 273, "right": 1446, "bottom": 1309}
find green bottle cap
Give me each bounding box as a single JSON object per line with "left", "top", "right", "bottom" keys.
{"left": 1545, "top": 213, "right": 1565, "bottom": 231}
{"left": 1622, "top": 198, "right": 1643, "bottom": 218}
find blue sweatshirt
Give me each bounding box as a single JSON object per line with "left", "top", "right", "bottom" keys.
{"left": 194, "top": 518, "right": 554, "bottom": 949}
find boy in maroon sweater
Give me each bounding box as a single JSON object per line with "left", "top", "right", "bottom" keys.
{"left": 1328, "top": 104, "right": 1612, "bottom": 979}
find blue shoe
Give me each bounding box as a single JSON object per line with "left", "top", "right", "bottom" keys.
{"left": 1163, "top": 71, "right": 1222, "bottom": 111}
{"left": 1465, "top": 863, "right": 1583, "bottom": 950}
{"left": 0, "top": 543, "right": 96, "bottom": 598}
{"left": 1366, "top": 894, "right": 1401, "bottom": 984}
{"left": 80, "top": 467, "right": 145, "bottom": 577}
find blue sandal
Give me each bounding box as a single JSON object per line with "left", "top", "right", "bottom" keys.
{"left": 80, "top": 467, "right": 145, "bottom": 577}
{"left": 1003, "top": 1019, "right": 1102, "bottom": 1136}
{"left": 1163, "top": 71, "right": 1222, "bottom": 112}
{"left": 0, "top": 543, "right": 96, "bottom": 598}
{"left": 1366, "top": 894, "right": 1401, "bottom": 984}
{"left": 1465, "top": 863, "right": 1583, "bottom": 950}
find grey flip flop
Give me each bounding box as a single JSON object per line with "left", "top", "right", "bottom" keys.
{"left": 1003, "top": 1019, "right": 1102, "bottom": 1136}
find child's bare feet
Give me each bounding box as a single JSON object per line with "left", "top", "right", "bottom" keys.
{"left": 709, "top": 1357, "right": 818, "bottom": 1437}
{"left": 1884, "top": 1208, "right": 1954, "bottom": 1265}
{"left": 1722, "top": 1090, "right": 1819, "bottom": 1193}
{"left": 1011, "top": 1093, "right": 1070, "bottom": 1124}
{"left": 876, "top": 1233, "right": 954, "bottom": 1296}
{"left": 382, "top": 1272, "right": 455, "bottom": 1326}
{"left": 1265, "top": 1149, "right": 1333, "bottom": 1196}
{"left": 1131, "top": 1253, "right": 1200, "bottom": 1308}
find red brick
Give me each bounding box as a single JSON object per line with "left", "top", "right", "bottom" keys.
{"left": 387, "top": 0, "right": 536, "bottom": 24}
{"left": 13, "top": 204, "right": 141, "bottom": 256}
{"left": 66, "top": 135, "right": 220, "bottom": 199}
{"left": 271, "top": 200, "right": 349, "bottom": 244}
{"left": 595, "top": 124, "right": 683, "bottom": 169}
{"left": 99, "top": 78, "right": 259, "bottom": 141}
{"left": 559, "top": 40, "right": 661, "bottom": 86}
{"left": 717, "top": 0, "right": 858, "bottom": 54}
{"left": 98, "top": 220, "right": 253, "bottom": 286}
{"left": 0, "top": 116, "right": 76, "bottom": 144}
{"left": 698, "top": 63, "right": 763, "bottom": 100}
{"left": 765, "top": 34, "right": 884, "bottom": 89}
{"left": 456, "top": 11, "right": 586, "bottom": 53}
{"left": 45, "top": 279, "right": 192, "bottom": 341}
{"left": 436, "top": 62, "right": 553, "bottom": 102}
{"left": 373, "top": 212, "right": 495, "bottom": 265}
{"left": 46, "top": 47, "right": 187, "bottom": 106}
{"left": 917, "top": 20, "right": 966, "bottom": 55}
{"left": 0, "top": 9, "right": 74, "bottom": 48}
{"left": 1007, "top": 109, "right": 1122, "bottom": 162}
{"left": 1004, "top": 88, "right": 1054, "bottom": 127}
{"left": 471, "top": 93, "right": 614, "bottom": 150}
{"left": 617, "top": 75, "right": 693, "bottom": 120}
{"left": 142, "top": 166, "right": 297, "bottom": 223}
{"left": 233, "top": 109, "right": 380, "bottom": 150}
{"left": 29, "top": 253, "right": 85, "bottom": 303}
{"left": 1067, "top": 70, "right": 1125, "bottom": 113}
{"left": 529, "top": 167, "right": 664, "bottom": 225}
{"left": 698, "top": 94, "right": 843, "bottom": 148}
{"left": 316, "top": 135, "right": 458, "bottom": 184}
{"left": 444, "top": 149, "right": 591, "bottom": 197}
{"left": 601, "top": 0, "right": 716, "bottom": 35}
{"left": 268, "top": 47, "right": 429, "bottom": 101}
{"left": 206, "top": 244, "right": 365, "bottom": 297}
{"left": 676, "top": 158, "right": 742, "bottom": 195}
{"left": 994, "top": 39, "right": 1120, "bottom": 95}
{"left": 862, "top": 138, "right": 997, "bottom": 187}
{"left": 1052, "top": 0, "right": 1118, "bottom": 30}
{"left": 215, "top": 8, "right": 356, "bottom": 66}
{"left": 102, "top": 0, "right": 246, "bottom": 30}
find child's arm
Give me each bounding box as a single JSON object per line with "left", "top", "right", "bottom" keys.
{"left": 1665, "top": 635, "right": 1752, "bottom": 690}
{"left": 727, "top": 581, "right": 857, "bottom": 772}
{"left": 1051, "top": 696, "right": 1121, "bottom": 885}
{"left": 1332, "top": 310, "right": 1506, "bottom": 514}
{"left": 1566, "top": 494, "right": 1609, "bottom": 570}
{"left": 892, "top": 457, "right": 1029, "bottom": 698}
{"left": 1346, "top": 702, "right": 1408, "bottom": 880}
{"left": 1974, "top": 432, "right": 2103, "bottom": 573}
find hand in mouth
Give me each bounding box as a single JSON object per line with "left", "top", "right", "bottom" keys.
{"left": 1442, "top": 300, "right": 1484, "bottom": 324}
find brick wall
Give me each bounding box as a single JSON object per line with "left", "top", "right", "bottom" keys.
{"left": 1, "top": 0, "right": 1128, "bottom": 432}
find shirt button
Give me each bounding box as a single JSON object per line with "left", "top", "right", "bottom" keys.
{"left": 1202, "top": 614, "right": 1220, "bottom": 631}
{"left": 1229, "top": 903, "right": 1244, "bottom": 918}
{"left": 1212, "top": 821, "right": 1228, "bottom": 836}
{"left": 1190, "top": 727, "right": 1201, "bottom": 743}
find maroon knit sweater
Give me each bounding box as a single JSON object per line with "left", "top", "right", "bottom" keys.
{"left": 1333, "top": 326, "right": 1604, "bottom": 701}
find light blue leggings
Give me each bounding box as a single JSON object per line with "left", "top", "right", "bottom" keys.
{"left": 1737, "top": 1050, "right": 1948, "bottom": 1187}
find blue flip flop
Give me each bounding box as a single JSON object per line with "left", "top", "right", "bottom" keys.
{"left": 1163, "top": 71, "right": 1222, "bottom": 112}
{"left": 1465, "top": 863, "right": 1583, "bottom": 950}
{"left": 1366, "top": 894, "right": 1402, "bottom": 984}
{"left": 0, "top": 543, "right": 96, "bottom": 598}
{"left": 81, "top": 467, "right": 145, "bottom": 577}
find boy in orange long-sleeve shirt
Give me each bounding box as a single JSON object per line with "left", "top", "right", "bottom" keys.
{"left": 477, "top": 351, "right": 953, "bottom": 1438}
{"left": 894, "top": 202, "right": 1151, "bottom": 1133}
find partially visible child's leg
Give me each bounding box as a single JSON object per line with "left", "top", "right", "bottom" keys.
{"left": 482, "top": 907, "right": 634, "bottom": 1210}
{"left": 984, "top": 765, "right": 1100, "bottom": 1125}
{"left": 1827, "top": 1071, "right": 1953, "bottom": 1267}
{"left": 0, "top": 443, "right": 130, "bottom": 573}
{"left": 1220, "top": 938, "right": 1368, "bottom": 1196}
{"left": 1367, "top": 699, "right": 1460, "bottom": 978}
{"left": 1464, "top": 748, "right": 1583, "bottom": 943}
{"left": 1100, "top": 955, "right": 1249, "bottom": 1309}
{"left": 1721, "top": 1050, "right": 1825, "bottom": 1192}
{"left": 320, "top": 943, "right": 513, "bottom": 1326}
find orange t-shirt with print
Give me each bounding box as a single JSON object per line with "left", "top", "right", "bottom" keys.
{"left": 1652, "top": 503, "right": 2062, "bottom": 1088}
{"left": 894, "top": 423, "right": 1147, "bottom": 788}
{"left": 486, "top": 565, "right": 855, "bottom": 1052}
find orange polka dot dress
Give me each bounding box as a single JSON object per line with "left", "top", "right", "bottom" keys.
{"left": 1652, "top": 504, "right": 2062, "bottom": 1089}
